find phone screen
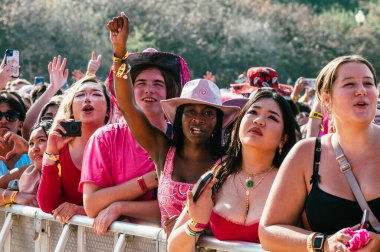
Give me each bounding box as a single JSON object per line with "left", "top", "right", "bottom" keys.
{"left": 5, "top": 49, "right": 20, "bottom": 78}
{"left": 192, "top": 172, "right": 214, "bottom": 202}
{"left": 303, "top": 78, "right": 316, "bottom": 88}
{"left": 34, "top": 76, "right": 45, "bottom": 86}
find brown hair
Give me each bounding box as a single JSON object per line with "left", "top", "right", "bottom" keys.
{"left": 316, "top": 55, "right": 377, "bottom": 110}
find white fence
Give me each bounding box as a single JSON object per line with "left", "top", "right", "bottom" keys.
{"left": 0, "top": 205, "right": 266, "bottom": 252}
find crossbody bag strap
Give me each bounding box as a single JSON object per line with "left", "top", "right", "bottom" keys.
{"left": 331, "top": 134, "right": 380, "bottom": 232}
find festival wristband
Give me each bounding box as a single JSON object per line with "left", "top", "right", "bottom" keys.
{"left": 137, "top": 176, "right": 148, "bottom": 192}
{"left": 309, "top": 112, "right": 323, "bottom": 120}
{"left": 44, "top": 151, "right": 62, "bottom": 177}
{"left": 189, "top": 218, "right": 208, "bottom": 230}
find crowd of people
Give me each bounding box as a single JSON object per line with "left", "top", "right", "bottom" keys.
{"left": 0, "top": 11, "right": 379, "bottom": 252}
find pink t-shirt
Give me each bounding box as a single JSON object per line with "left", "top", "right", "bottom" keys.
{"left": 79, "top": 123, "right": 155, "bottom": 201}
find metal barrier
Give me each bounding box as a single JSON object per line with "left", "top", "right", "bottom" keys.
{"left": 0, "top": 205, "right": 266, "bottom": 252}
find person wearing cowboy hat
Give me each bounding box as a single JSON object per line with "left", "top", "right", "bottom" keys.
{"left": 108, "top": 12, "right": 240, "bottom": 238}
{"left": 80, "top": 28, "right": 191, "bottom": 234}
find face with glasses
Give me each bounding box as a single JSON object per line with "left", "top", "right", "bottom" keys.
{"left": 182, "top": 104, "right": 218, "bottom": 144}
{"left": 0, "top": 102, "right": 22, "bottom": 135}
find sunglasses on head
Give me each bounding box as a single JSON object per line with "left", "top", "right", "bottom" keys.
{"left": 0, "top": 111, "right": 20, "bottom": 122}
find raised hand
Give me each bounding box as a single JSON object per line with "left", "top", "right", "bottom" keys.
{"left": 203, "top": 71, "right": 216, "bottom": 83}
{"left": 48, "top": 55, "right": 69, "bottom": 91}
{"left": 0, "top": 56, "right": 19, "bottom": 89}
{"left": 107, "top": 12, "right": 130, "bottom": 57}
{"left": 71, "top": 69, "right": 85, "bottom": 81}
{"left": 0, "top": 131, "right": 28, "bottom": 162}
{"left": 87, "top": 51, "right": 102, "bottom": 76}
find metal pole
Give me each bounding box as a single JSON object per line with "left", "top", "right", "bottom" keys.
{"left": 54, "top": 224, "right": 71, "bottom": 252}
{"left": 0, "top": 213, "right": 13, "bottom": 249}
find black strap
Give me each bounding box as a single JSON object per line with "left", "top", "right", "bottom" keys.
{"left": 310, "top": 137, "right": 321, "bottom": 185}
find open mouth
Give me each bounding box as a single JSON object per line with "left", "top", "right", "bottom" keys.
{"left": 82, "top": 105, "right": 94, "bottom": 112}
{"left": 190, "top": 126, "right": 204, "bottom": 135}
{"left": 142, "top": 97, "right": 157, "bottom": 103}
{"left": 354, "top": 101, "right": 368, "bottom": 108}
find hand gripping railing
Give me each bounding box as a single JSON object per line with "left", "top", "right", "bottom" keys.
{"left": 0, "top": 205, "right": 266, "bottom": 252}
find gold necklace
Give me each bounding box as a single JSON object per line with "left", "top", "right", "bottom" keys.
{"left": 237, "top": 167, "right": 273, "bottom": 224}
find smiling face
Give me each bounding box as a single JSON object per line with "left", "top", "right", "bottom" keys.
{"left": 239, "top": 98, "right": 285, "bottom": 152}
{"left": 133, "top": 68, "right": 167, "bottom": 117}
{"left": 28, "top": 127, "right": 48, "bottom": 170}
{"left": 326, "top": 62, "right": 377, "bottom": 126}
{"left": 71, "top": 82, "right": 108, "bottom": 126}
{"left": 0, "top": 102, "right": 22, "bottom": 136}
{"left": 181, "top": 104, "right": 217, "bottom": 144}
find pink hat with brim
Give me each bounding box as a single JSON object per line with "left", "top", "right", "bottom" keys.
{"left": 160, "top": 79, "right": 241, "bottom": 129}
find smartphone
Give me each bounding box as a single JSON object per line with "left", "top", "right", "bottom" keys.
{"left": 5, "top": 49, "right": 20, "bottom": 78}
{"left": 359, "top": 209, "right": 369, "bottom": 229}
{"left": 60, "top": 121, "right": 82, "bottom": 137}
{"left": 192, "top": 172, "right": 214, "bottom": 202}
{"left": 303, "top": 78, "right": 316, "bottom": 88}
{"left": 34, "top": 76, "right": 45, "bottom": 86}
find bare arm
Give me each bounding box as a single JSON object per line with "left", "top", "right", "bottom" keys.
{"left": 305, "top": 98, "right": 322, "bottom": 138}
{"left": 22, "top": 56, "right": 68, "bottom": 139}
{"left": 83, "top": 170, "right": 158, "bottom": 218}
{"left": 259, "top": 139, "right": 314, "bottom": 252}
{"left": 0, "top": 165, "right": 27, "bottom": 188}
{"left": 108, "top": 12, "right": 169, "bottom": 165}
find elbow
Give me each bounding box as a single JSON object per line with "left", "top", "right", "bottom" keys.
{"left": 258, "top": 223, "right": 273, "bottom": 251}
{"left": 83, "top": 194, "right": 99, "bottom": 218}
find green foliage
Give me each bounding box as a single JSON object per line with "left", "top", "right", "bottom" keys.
{"left": 0, "top": 0, "right": 379, "bottom": 88}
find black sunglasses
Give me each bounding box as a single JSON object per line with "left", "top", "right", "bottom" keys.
{"left": 0, "top": 111, "right": 20, "bottom": 122}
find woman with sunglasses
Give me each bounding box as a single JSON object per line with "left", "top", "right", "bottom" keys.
{"left": 108, "top": 12, "right": 240, "bottom": 237}
{"left": 0, "top": 120, "right": 53, "bottom": 207}
{"left": 167, "top": 89, "right": 298, "bottom": 250}
{"left": 0, "top": 90, "right": 31, "bottom": 187}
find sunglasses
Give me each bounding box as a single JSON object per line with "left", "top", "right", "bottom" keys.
{"left": 0, "top": 110, "right": 20, "bottom": 122}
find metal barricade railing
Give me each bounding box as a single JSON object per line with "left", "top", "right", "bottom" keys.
{"left": 0, "top": 205, "right": 266, "bottom": 252}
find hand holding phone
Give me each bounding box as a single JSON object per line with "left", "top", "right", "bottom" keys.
{"left": 192, "top": 172, "right": 214, "bottom": 202}
{"left": 5, "top": 49, "right": 20, "bottom": 78}
{"left": 303, "top": 78, "right": 316, "bottom": 88}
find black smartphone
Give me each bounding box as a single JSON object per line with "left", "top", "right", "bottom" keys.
{"left": 60, "top": 121, "right": 82, "bottom": 137}
{"left": 34, "top": 76, "right": 45, "bottom": 86}
{"left": 359, "top": 209, "right": 369, "bottom": 229}
{"left": 5, "top": 49, "right": 20, "bottom": 78}
{"left": 192, "top": 172, "right": 214, "bottom": 202}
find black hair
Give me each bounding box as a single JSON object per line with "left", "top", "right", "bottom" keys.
{"left": 130, "top": 64, "right": 178, "bottom": 99}
{"left": 31, "top": 119, "right": 53, "bottom": 138}
{"left": 37, "top": 99, "right": 61, "bottom": 123}
{"left": 213, "top": 89, "right": 298, "bottom": 195}
{"left": 172, "top": 104, "right": 224, "bottom": 158}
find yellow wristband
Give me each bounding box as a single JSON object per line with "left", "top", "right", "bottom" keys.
{"left": 44, "top": 151, "right": 62, "bottom": 177}
{"left": 113, "top": 52, "right": 129, "bottom": 63}
{"left": 309, "top": 112, "right": 323, "bottom": 120}
{"left": 85, "top": 71, "right": 96, "bottom": 77}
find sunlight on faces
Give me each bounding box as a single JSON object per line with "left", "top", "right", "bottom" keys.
{"left": 239, "top": 98, "right": 284, "bottom": 151}
{"left": 327, "top": 62, "right": 377, "bottom": 125}
{"left": 181, "top": 104, "right": 217, "bottom": 144}
{"left": 0, "top": 102, "right": 22, "bottom": 135}
{"left": 133, "top": 68, "right": 167, "bottom": 116}
{"left": 28, "top": 127, "right": 47, "bottom": 170}
{"left": 71, "top": 82, "right": 108, "bottom": 125}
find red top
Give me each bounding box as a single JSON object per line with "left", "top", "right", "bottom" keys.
{"left": 37, "top": 145, "right": 82, "bottom": 214}
{"left": 209, "top": 210, "right": 260, "bottom": 243}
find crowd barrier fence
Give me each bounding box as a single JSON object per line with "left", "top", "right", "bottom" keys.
{"left": 0, "top": 205, "right": 266, "bottom": 252}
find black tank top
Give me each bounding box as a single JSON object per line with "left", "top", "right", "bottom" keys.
{"left": 304, "top": 138, "right": 380, "bottom": 234}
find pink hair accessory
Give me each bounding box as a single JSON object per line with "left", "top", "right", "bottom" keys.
{"left": 343, "top": 227, "right": 370, "bottom": 251}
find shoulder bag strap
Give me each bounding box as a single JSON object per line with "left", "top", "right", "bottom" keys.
{"left": 331, "top": 134, "right": 380, "bottom": 232}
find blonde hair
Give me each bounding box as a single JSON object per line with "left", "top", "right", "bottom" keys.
{"left": 316, "top": 55, "right": 377, "bottom": 111}
{"left": 53, "top": 76, "right": 111, "bottom": 129}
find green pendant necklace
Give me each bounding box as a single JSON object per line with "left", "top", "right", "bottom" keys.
{"left": 244, "top": 166, "right": 273, "bottom": 188}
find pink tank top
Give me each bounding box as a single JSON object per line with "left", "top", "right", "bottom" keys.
{"left": 157, "top": 147, "right": 194, "bottom": 226}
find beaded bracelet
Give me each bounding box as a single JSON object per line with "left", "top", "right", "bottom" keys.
{"left": 184, "top": 224, "right": 202, "bottom": 237}
{"left": 44, "top": 151, "right": 62, "bottom": 177}
{"left": 309, "top": 112, "right": 323, "bottom": 120}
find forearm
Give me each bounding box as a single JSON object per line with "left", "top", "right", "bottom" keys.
{"left": 0, "top": 166, "right": 27, "bottom": 188}
{"left": 37, "top": 164, "right": 62, "bottom": 213}
{"left": 22, "top": 85, "right": 59, "bottom": 139}
{"left": 0, "top": 189, "right": 16, "bottom": 206}
{"left": 305, "top": 118, "right": 321, "bottom": 138}
{"left": 259, "top": 225, "right": 311, "bottom": 252}
{"left": 117, "top": 200, "right": 160, "bottom": 223}
{"left": 84, "top": 172, "right": 158, "bottom": 217}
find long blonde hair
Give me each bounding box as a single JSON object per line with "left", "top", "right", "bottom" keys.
{"left": 52, "top": 76, "right": 111, "bottom": 129}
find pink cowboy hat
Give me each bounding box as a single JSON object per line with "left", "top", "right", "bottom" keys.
{"left": 160, "top": 79, "right": 241, "bottom": 128}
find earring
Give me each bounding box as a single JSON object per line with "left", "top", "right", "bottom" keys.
{"left": 278, "top": 147, "right": 283, "bottom": 155}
